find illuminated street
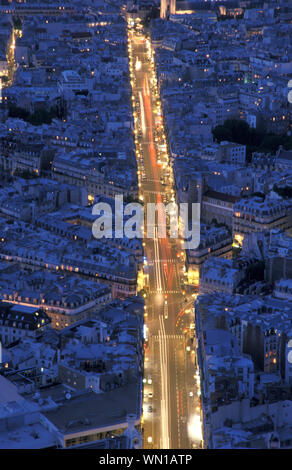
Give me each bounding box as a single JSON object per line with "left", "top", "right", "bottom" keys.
{"left": 127, "top": 22, "right": 202, "bottom": 449}
{"left": 0, "top": 0, "right": 290, "bottom": 454}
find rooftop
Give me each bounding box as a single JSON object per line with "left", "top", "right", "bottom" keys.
{"left": 43, "top": 382, "right": 140, "bottom": 434}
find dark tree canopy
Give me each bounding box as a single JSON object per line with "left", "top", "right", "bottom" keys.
{"left": 212, "top": 119, "right": 292, "bottom": 155}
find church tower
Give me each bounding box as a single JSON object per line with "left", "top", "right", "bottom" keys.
{"left": 160, "top": 0, "right": 176, "bottom": 19}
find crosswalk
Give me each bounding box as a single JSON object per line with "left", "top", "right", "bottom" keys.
{"left": 148, "top": 289, "right": 183, "bottom": 294}
{"left": 148, "top": 259, "right": 178, "bottom": 264}
{"left": 143, "top": 179, "right": 161, "bottom": 183}
{"left": 152, "top": 334, "right": 184, "bottom": 340}
{"left": 142, "top": 190, "right": 163, "bottom": 195}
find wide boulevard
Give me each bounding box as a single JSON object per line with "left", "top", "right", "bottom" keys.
{"left": 127, "top": 22, "right": 202, "bottom": 449}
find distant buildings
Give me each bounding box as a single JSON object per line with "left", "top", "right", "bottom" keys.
{"left": 233, "top": 195, "right": 292, "bottom": 246}
{"left": 0, "top": 375, "right": 141, "bottom": 449}
{"left": 218, "top": 141, "right": 246, "bottom": 166}
{"left": 202, "top": 190, "right": 239, "bottom": 228}
{"left": 58, "top": 70, "right": 88, "bottom": 94}
{"left": 0, "top": 137, "right": 53, "bottom": 175}
{"left": 0, "top": 302, "right": 51, "bottom": 346}
{"left": 186, "top": 224, "right": 232, "bottom": 286}
{"left": 0, "top": 270, "right": 111, "bottom": 330}
{"left": 266, "top": 229, "right": 292, "bottom": 282}
{"left": 147, "top": 1, "right": 292, "bottom": 448}
{"left": 195, "top": 292, "right": 292, "bottom": 448}
{"left": 0, "top": 0, "right": 291, "bottom": 450}
{"left": 0, "top": 296, "right": 144, "bottom": 449}
{"left": 52, "top": 150, "right": 138, "bottom": 200}
{"left": 0, "top": 0, "right": 148, "bottom": 451}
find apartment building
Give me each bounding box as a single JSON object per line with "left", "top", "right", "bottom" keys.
{"left": 233, "top": 195, "right": 292, "bottom": 246}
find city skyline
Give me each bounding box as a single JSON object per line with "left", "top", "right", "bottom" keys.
{"left": 0, "top": 0, "right": 291, "bottom": 453}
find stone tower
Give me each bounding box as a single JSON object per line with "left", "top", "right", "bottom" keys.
{"left": 160, "top": 0, "right": 176, "bottom": 19}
